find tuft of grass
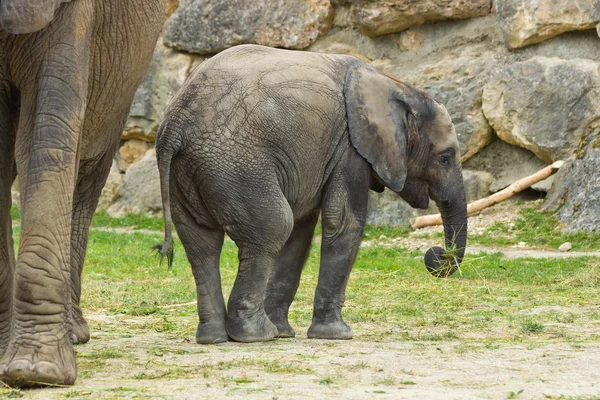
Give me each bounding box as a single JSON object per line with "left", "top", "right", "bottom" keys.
{"left": 520, "top": 320, "right": 545, "bottom": 334}
{"left": 10, "top": 205, "right": 20, "bottom": 221}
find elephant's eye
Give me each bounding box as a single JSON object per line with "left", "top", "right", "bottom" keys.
{"left": 439, "top": 153, "right": 452, "bottom": 167}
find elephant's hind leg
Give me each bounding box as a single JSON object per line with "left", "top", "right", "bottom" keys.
{"left": 225, "top": 190, "right": 294, "bottom": 343}
{"left": 265, "top": 210, "right": 319, "bottom": 338}
{"left": 0, "top": 81, "right": 17, "bottom": 356}
{"left": 171, "top": 194, "right": 228, "bottom": 344}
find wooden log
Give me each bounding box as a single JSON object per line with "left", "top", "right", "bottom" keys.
{"left": 411, "top": 160, "right": 565, "bottom": 229}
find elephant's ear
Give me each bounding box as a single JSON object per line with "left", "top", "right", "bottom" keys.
{"left": 0, "top": 0, "right": 71, "bottom": 34}
{"left": 344, "top": 63, "right": 419, "bottom": 192}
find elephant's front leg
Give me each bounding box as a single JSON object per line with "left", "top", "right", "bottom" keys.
{"left": 308, "top": 166, "right": 370, "bottom": 340}
{"left": 0, "top": 2, "right": 93, "bottom": 387}
{"left": 69, "top": 152, "right": 116, "bottom": 345}
{"left": 0, "top": 82, "right": 17, "bottom": 355}
{"left": 265, "top": 210, "right": 319, "bottom": 338}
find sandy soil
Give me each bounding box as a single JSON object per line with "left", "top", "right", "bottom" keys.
{"left": 18, "top": 317, "right": 600, "bottom": 400}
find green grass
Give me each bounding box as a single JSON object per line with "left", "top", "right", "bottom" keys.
{"left": 7, "top": 204, "right": 600, "bottom": 344}
{"left": 466, "top": 207, "right": 600, "bottom": 251}
{"left": 72, "top": 207, "right": 600, "bottom": 343}
{"left": 91, "top": 209, "right": 165, "bottom": 231}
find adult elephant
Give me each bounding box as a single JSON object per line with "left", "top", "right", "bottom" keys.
{"left": 0, "top": 0, "right": 164, "bottom": 386}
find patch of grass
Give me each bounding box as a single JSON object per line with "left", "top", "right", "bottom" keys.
{"left": 10, "top": 205, "right": 20, "bottom": 221}
{"left": 79, "top": 350, "right": 124, "bottom": 360}
{"left": 520, "top": 320, "right": 545, "bottom": 334}
{"left": 318, "top": 376, "right": 335, "bottom": 386}
{"left": 468, "top": 206, "right": 600, "bottom": 251}
{"left": 0, "top": 387, "right": 22, "bottom": 398}
{"left": 62, "top": 390, "right": 93, "bottom": 398}
{"left": 92, "top": 209, "right": 164, "bottom": 231}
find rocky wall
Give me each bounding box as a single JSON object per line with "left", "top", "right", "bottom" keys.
{"left": 94, "top": 0, "right": 600, "bottom": 231}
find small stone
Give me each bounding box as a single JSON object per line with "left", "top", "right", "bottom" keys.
{"left": 518, "top": 242, "right": 526, "bottom": 247}
{"left": 558, "top": 242, "right": 573, "bottom": 252}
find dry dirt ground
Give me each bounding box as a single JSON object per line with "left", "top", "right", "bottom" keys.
{"left": 7, "top": 202, "right": 600, "bottom": 400}
{"left": 14, "top": 317, "right": 600, "bottom": 400}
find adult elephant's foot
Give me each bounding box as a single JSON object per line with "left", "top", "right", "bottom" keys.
{"left": 196, "top": 320, "right": 228, "bottom": 344}
{"left": 307, "top": 319, "right": 353, "bottom": 340}
{"left": 226, "top": 310, "right": 278, "bottom": 343}
{"left": 71, "top": 305, "right": 90, "bottom": 344}
{"left": 266, "top": 309, "right": 295, "bottom": 338}
{"left": 0, "top": 335, "right": 76, "bottom": 387}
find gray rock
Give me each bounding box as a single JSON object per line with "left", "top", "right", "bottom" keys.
{"left": 108, "top": 149, "right": 162, "bottom": 216}
{"left": 125, "top": 40, "right": 199, "bottom": 142}
{"left": 10, "top": 181, "right": 19, "bottom": 208}
{"left": 543, "top": 134, "right": 600, "bottom": 232}
{"left": 496, "top": 0, "right": 600, "bottom": 49}
{"left": 463, "top": 139, "right": 552, "bottom": 192}
{"left": 163, "top": 0, "right": 334, "bottom": 54}
{"left": 98, "top": 161, "right": 124, "bottom": 210}
{"left": 463, "top": 169, "right": 493, "bottom": 201}
{"left": 482, "top": 56, "right": 600, "bottom": 163}
{"left": 558, "top": 242, "right": 573, "bottom": 252}
{"left": 333, "top": 0, "right": 492, "bottom": 37}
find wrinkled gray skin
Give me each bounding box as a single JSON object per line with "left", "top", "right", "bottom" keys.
{"left": 0, "top": 0, "right": 164, "bottom": 387}
{"left": 157, "top": 45, "right": 468, "bottom": 344}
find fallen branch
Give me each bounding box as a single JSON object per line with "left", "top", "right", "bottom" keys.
{"left": 412, "top": 160, "right": 565, "bottom": 229}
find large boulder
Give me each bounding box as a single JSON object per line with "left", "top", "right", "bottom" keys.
{"left": 163, "top": 0, "right": 334, "bottom": 54}
{"left": 543, "top": 134, "right": 600, "bottom": 232}
{"left": 463, "top": 138, "right": 552, "bottom": 192}
{"left": 496, "top": 0, "right": 600, "bottom": 49}
{"left": 333, "top": 0, "right": 492, "bottom": 37}
{"left": 108, "top": 149, "right": 162, "bottom": 216}
{"left": 124, "top": 40, "right": 199, "bottom": 142}
{"left": 482, "top": 56, "right": 600, "bottom": 163}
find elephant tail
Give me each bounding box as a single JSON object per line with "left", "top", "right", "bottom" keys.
{"left": 154, "top": 121, "right": 181, "bottom": 270}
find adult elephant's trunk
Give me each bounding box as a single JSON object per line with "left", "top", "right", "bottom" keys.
{"left": 424, "top": 174, "right": 468, "bottom": 278}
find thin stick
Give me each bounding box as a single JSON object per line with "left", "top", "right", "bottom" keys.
{"left": 412, "top": 160, "right": 565, "bottom": 229}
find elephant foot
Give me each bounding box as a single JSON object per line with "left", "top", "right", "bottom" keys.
{"left": 0, "top": 337, "right": 76, "bottom": 387}
{"left": 71, "top": 306, "right": 90, "bottom": 345}
{"left": 307, "top": 319, "right": 353, "bottom": 340}
{"left": 196, "top": 321, "right": 229, "bottom": 344}
{"left": 226, "top": 310, "right": 278, "bottom": 343}
{"left": 266, "top": 311, "right": 295, "bottom": 338}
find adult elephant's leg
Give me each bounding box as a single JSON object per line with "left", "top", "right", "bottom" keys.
{"left": 0, "top": 82, "right": 16, "bottom": 355}
{"left": 69, "top": 149, "right": 117, "bottom": 345}
{"left": 0, "top": 2, "right": 93, "bottom": 386}
{"left": 308, "top": 161, "right": 370, "bottom": 340}
{"left": 264, "top": 210, "right": 319, "bottom": 338}
{"left": 226, "top": 189, "right": 294, "bottom": 343}
{"left": 171, "top": 192, "right": 227, "bottom": 344}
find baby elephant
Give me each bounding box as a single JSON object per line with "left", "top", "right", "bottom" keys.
{"left": 157, "top": 44, "right": 468, "bottom": 344}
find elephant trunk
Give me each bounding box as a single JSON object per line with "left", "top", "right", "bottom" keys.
{"left": 424, "top": 174, "right": 468, "bottom": 278}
